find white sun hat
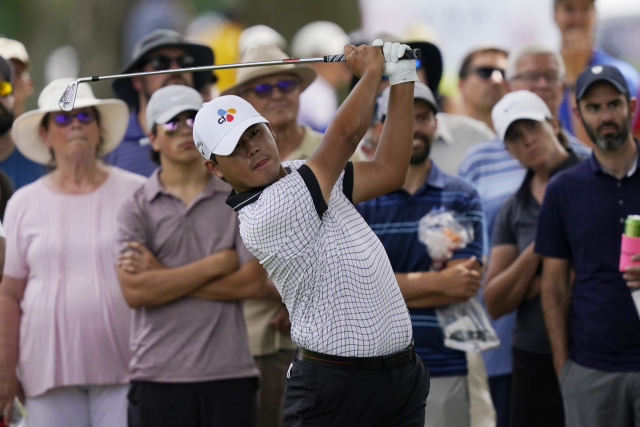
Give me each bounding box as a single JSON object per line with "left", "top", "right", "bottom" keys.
{"left": 11, "top": 78, "right": 129, "bottom": 165}
{"left": 193, "top": 95, "right": 268, "bottom": 158}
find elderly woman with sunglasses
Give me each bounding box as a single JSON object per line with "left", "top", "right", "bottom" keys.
{"left": 0, "top": 79, "right": 144, "bottom": 427}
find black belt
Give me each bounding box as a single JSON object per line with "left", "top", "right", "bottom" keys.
{"left": 297, "top": 342, "right": 414, "bottom": 371}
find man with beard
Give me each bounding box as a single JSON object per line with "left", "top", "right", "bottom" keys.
{"left": 535, "top": 65, "right": 640, "bottom": 427}
{"left": 357, "top": 82, "right": 484, "bottom": 427}
{"left": 106, "top": 30, "right": 214, "bottom": 177}
{"left": 0, "top": 56, "right": 42, "bottom": 189}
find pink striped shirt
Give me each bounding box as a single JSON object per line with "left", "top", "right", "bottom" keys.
{"left": 3, "top": 167, "right": 145, "bottom": 397}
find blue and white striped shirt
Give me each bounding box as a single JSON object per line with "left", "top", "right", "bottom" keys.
{"left": 357, "top": 162, "right": 484, "bottom": 377}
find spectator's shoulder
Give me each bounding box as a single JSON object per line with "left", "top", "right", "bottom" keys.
{"left": 440, "top": 168, "right": 480, "bottom": 197}
{"left": 110, "top": 166, "right": 147, "bottom": 185}
{"left": 458, "top": 137, "right": 503, "bottom": 175}
{"left": 548, "top": 158, "right": 590, "bottom": 191}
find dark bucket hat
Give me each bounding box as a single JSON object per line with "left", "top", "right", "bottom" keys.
{"left": 113, "top": 29, "right": 214, "bottom": 107}
{"left": 405, "top": 41, "right": 443, "bottom": 95}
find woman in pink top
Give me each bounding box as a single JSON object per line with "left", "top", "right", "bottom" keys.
{"left": 0, "top": 79, "right": 144, "bottom": 427}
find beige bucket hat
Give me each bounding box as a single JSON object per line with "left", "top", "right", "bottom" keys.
{"left": 221, "top": 45, "right": 316, "bottom": 96}
{"left": 12, "top": 78, "right": 129, "bottom": 164}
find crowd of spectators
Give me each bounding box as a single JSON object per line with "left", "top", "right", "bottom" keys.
{"left": 0, "top": 0, "right": 639, "bottom": 426}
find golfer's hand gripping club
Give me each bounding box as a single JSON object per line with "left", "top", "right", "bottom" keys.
{"left": 373, "top": 39, "right": 419, "bottom": 86}
{"left": 57, "top": 46, "right": 421, "bottom": 111}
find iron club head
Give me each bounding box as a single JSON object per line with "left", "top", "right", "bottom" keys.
{"left": 58, "top": 79, "right": 79, "bottom": 111}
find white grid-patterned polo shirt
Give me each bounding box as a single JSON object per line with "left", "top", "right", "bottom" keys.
{"left": 226, "top": 160, "right": 413, "bottom": 357}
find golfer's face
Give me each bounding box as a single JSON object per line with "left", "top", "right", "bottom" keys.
{"left": 214, "top": 123, "right": 282, "bottom": 193}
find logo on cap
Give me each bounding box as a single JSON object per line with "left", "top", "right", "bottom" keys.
{"left": 591, "top": 65, "right": 603, "bottom": 75}
{"left": 195, "top": 141, "right": 206, "bottom": 156}
{"left": 217, "top": 108, "right": 236, "bottom": 124}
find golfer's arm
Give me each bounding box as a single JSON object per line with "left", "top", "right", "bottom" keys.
{"left": 305, "top": 67, "right": 383, "bottom": 203}
{"left": 190, "top": 259, "right": 280, "bottom": 301}
{"left": 484, "top": 243, "right": 539, "bottom": 319}
{"left": 0, "top": 277, "right": 26, "bottom": 378}
{"left": 541, "top": 256, "right": 572, "bottom": 365}
{"left": 351, "top": 82, "right": 414, "bottom": 204}
{"left": 117, "top": 249, "right": 236, "bottom": 308}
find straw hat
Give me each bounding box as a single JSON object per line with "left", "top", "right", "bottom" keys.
{"left": 12, "top": 78, "right": 129, "bottom": 165}
{"left": 221, "top": 45, "right": 316, "bottom": 96}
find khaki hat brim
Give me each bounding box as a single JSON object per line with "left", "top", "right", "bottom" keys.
{"left": 11, "top": 99, "right": 129, "bottom": 165}
{"left": 220, "top": 66, "right": 317, "bottom": 97}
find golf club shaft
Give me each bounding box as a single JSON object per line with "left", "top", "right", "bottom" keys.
{"left": 59, "top": 49, "right": 421, "bottom": 111}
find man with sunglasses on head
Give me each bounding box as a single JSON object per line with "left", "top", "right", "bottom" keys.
{"left": 106, "top": 29, "right": 214, "bottom": 178}
{"left": 116, "top": 84, "right": 277, "bottom": 427}
{"left": 221, "top": 44, "right": 361, "bottom": 427}
{"left": 0, "top": 56, "right": 42, "bottom": 190}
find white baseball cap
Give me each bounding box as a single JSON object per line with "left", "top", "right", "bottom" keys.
{"left": 145, "top": 85, "right": 203, "bottom": 131}
{"left": 492, "top": 90, "right": 552, "bottom": 141}
{"left": 193, "top": 95, "right": 268, "bottom": 158}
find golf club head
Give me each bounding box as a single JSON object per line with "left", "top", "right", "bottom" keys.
{"left": 58, "top": 80, "right": 79, "bottom": 111}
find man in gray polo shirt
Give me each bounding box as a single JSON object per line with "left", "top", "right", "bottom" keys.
{"left": 194, "top": 41, "right": 429, "bottom": 426}
{"left": 116, "top": 85, "right": 276, "bottom": 427}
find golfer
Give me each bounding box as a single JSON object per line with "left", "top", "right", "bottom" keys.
{"left": 194, "top": 41, "right": 429, "bottom": 426}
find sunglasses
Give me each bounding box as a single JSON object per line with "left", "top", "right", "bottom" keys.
{"left": 243, "top": 79, "right": 299, "bottom": 98}
{"left": 51, "top": 110, "right": 97, "bottom": 126}
{"left": 161, "top": 114, "right": 196, "bottom": 136}
{"left": 472, "top": 67, "right": 506, "bottom": 80}
{"left": 0, "top": 81, "right": 12, "bottom": 97}
{"left": 146, "top": 55, "right": 195, "bottom": 71}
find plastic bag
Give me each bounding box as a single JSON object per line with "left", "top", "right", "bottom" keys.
{"left": 417, "top": 207, "right": 500, "bottom": 353}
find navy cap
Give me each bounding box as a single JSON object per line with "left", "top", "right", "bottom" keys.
{"left": 575, "top": 64, "right": 628, "bottom": 101}
{"left": 0, "top": 55, "right": 13, "bottom": 83}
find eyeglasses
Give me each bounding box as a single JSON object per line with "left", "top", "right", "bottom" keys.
{"left": 511, "top": 71, "right": 563, "bottom": 85}
{"left": 161, "top": 114, "right": 196, "bottom": 136}
{"left": 145, "top": 55, "right": 195, "bottom": 71}
{"left": 242, "top": 79, "right": 299, "bottom": 98}
{"left": 472, "top": 67, "right": 506, "bottom": 80}
{"left": 51, "top": 110, "right": 97, "bottom": 126}
{"left": 0, "top": 81, "right": 12, "bottom": 97}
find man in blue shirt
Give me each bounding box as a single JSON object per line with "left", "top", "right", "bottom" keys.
{"left": 106, "top": 30, "right": 214, "bottom": 177}
{"left": 357, "top": 82, "right": 484, "bottom": 427}
{"left": 554, "top": 0, "right": 640, "bottom": 138}
{"left": 0, "top": 56, "right": 42, "bottom": 190}
{"left": 536, "top": 65, "right": 640, "bottom": 427}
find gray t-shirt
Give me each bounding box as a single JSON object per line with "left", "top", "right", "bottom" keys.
{"left": 117, "top": 170, "right": 259, "bottom": 382}
{"left": 492, "top": 151, "right": 581, "bottom": 355}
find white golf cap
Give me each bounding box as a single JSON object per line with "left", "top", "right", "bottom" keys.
{"left": 492, "top": 90, "right": 552, "bottom": 141}
{"left": 193, "top": 95, "right": 268, "bottom": 158}
{"left": 145, "top": 85, "right": 203, "bottom": 130}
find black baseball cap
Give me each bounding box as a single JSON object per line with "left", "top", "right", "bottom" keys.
{"left": 575, "top": 64, "right": 628, "bottom": 101}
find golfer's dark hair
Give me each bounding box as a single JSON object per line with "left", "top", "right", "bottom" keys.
{"left": 459, "top": 47, "right": 509, "bottom": 80}
{"left": 150, "top": 125, "right": 161, "bottom": 165}
{"left": 210, "top": 153, "right": 218, "bottom": 164}
{"left": 40, "top": 107, "right": 103, "bottom": 168}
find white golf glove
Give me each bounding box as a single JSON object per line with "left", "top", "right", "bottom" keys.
{"left": 372, "top": 39, "right": 419, "bottom": 86}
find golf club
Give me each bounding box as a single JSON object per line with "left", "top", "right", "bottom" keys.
{"left": 58, "top": 49, "right": 421, "bottom": 111}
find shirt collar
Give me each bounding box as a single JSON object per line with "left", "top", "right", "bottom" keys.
{"left": 225, "top": 166, "right": 292, "bottom": 212}
{"left": 406, "top": 160, "right": 446, "bottom": 197}
{"left": 588, "top": 140, "right": 640, "bottom": 178}
{"left": 143, "top": 168, "right": 226, "bottom": 202}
